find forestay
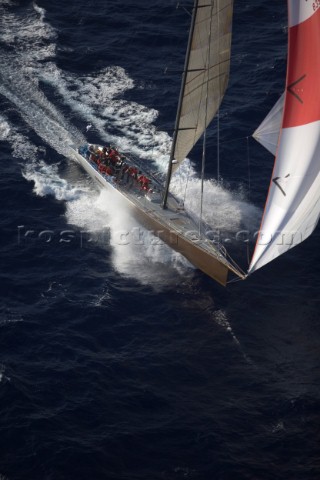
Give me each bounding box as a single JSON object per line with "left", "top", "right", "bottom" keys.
{"left": 249, "top": 1, "right": 320, "bottom": 273}
{"left": 172, "top": 0, "right": 233, "bottom": 171}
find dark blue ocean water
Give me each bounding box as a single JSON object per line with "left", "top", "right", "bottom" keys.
{"left": 0, "top": 1, "right": 320, "bottom": 479}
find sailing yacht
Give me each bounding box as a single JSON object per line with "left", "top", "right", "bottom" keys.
{"left": 73, "top": 0, "right": 320, "bottom": 286}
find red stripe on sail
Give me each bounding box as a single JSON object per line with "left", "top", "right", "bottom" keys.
{"left": 283, "top": 7, "right": 320, "bottom": 128}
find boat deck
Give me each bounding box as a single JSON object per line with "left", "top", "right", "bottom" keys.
{"left": 70, "top": 145, "right": 245, "bottom": 282}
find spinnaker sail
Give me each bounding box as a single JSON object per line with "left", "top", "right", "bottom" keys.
{"left": 249, "top": 1, "right": 320, "bottom": 273}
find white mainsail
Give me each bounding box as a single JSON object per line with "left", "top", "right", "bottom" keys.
{"left": 172, "top": 0, "right": 233, "bottom": 170}
{"left": 249, "top": 1, "right": 320, "bottom": 273}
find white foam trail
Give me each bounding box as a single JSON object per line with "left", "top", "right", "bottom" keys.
{"left": 0, "top": 116, "right": 39, "bottom": 159}
{"left": 0, "top": 364, "right": 10, "bottom": 384}
{"left": 32, "top": 2, "right": 46, "bottom": 21}
{"left": 19, "top": 156, "right": 191, "bottom": 285}
{"left": 0, "top": 309, "right": 24, "bottom": 326}
{"left": 170, "top": 165, "right": 261, "bottom": 233}
{"left": 66, "top": 188, "right": 193, "bottom": 284}
{"left": 0, "top": 116, "right": 10, "bottom": 141}
{"left": 0, "top": 2, "right": 85, "bottom": 154}
{"left": 214, "top": 310, "right": 254, "bottom": 365}
{"left": 40, "top": 63, "right": 171, "bottom": 161}
{"left": 22, "top": 160, "right": 87, "bottom": 201}
{"left": 0, "top": 2, "right": 167, "bottom": 160}
{"left": 0, "top": 2, "right": 56, "bottom": 62}
{"left": 105, "top": 190, "right": 193, "bottom": 283}
{"left": 0, "top": 77, "right": 84, "bottom": 156}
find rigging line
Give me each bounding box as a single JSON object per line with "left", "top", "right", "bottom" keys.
{"left": 246, "top": 241, "right": 251, "bottom": 268}
{"left": 199, "top": 129, "right": 206, "bottom": 235}
{"left": 227, "top": 276, "right": 246, "bottom": 284}
{"left": 246, "top": 136, "right": 251, "bottom": 199}
{"left": 213, "top": 237, "right": 247, "bottom": 276}
{"left": 219, "top": 135, "right": 251, "bottom": 146}
{"left": 176, "top": 1, "right": 192, "bottom": 16}
{"left": 180, "top": 6, "right": 193, "bottom": 17}
{"left": 177, "top": 160, "right": 184, "bottom": 206}
{"left": 199, "top": 1, "right": 213, "bottom": 236}
{"left": 217, "top": 0, "right": 221, "bottom": 186}
{"left": 183, "top": 158, "right": 192, "bottom": 206}
{"left": 217, "top": 108, "right": 220, "bottom": 184}
{"left": 223, "top": 250, "right": 247, "bottom": 277}
{"left": 246, "top": 136, "right": 252, "bottom": 267}
{"left": 207, "top": 240, "right": 244, "bottom": 279}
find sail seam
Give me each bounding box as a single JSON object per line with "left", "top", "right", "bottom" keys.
{"left": 184, "top": 70, "right": 229, "bottom": 98}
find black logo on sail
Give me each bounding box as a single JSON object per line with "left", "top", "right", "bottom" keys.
{"left": 287, "top": 75, "right": 306, "bottom": 104}
{"left": 272, "top": 174, "right": 290, "bottom": 196}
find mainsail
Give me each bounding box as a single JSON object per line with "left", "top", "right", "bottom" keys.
{"left": 162, "top": 0, "right": 234, "bottom": 207}
{"left": 171, "top": 0, "right": 233, "bottom": 169}
{"left": 249, "top": 1, "right": 320, "bottom": 273}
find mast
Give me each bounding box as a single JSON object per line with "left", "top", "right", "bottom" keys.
{"left": 162, "top": 0, "right": 198, "bottom": 209}
{"left": 199, "top": 1, "right": 214, "bottom": 233}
